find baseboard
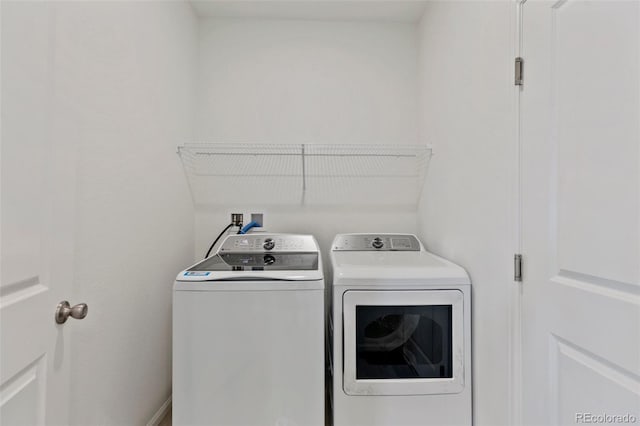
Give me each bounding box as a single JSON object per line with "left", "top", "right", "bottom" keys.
{"left": 147, "top": 395, "right": 172, "bottom": 426}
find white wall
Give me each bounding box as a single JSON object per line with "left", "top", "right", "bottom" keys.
{"left": 194, "top": 18, "right": 422, "bottom": 264}
{"left": 3, "top": 1, "right": 198, "bottom": 424}
{"left": 196, "top": 18, "right": 419, "bottom": 144}
{"left": 417, "top": 2, "right": 515, "bottom": 425}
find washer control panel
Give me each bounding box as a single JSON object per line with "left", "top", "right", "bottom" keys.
{"left": 219, "top": 234, "right": 318, "bottom": 253}
{"left": 332, "top": 234, "right": 421, "bottom": 251}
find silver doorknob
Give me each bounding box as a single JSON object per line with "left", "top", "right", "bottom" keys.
{"left": 55, "top": 301, "right": 88, "bottom": 324}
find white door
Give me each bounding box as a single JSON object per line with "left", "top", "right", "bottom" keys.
{"left": 519, "top": 1, "right": 640, "bottom": 425}
{"left": 1, "top": 2, "right": 80, "bottom": 425}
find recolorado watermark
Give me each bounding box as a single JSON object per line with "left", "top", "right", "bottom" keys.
{"left": 576, "top": 413, "right": 637, "bottom": 424}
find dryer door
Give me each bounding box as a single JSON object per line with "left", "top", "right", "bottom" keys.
{"left": 342, "top": 290, "right": 465, "bottom": 395}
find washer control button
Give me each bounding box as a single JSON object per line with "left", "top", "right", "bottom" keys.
{"left": 263, "top": 254, "right": 276, "bottom": 265}
{"left": 263, "top": 238, "right": 275, "bottom": 250}
{"left": 372, "top": 237, "right": 384, "bottom": 249}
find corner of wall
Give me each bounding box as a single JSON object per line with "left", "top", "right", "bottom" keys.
{"left": 414, "top": 2, "right": 516, "bottom": 425}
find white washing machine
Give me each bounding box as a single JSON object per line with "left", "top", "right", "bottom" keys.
{"left": 173, "top": 233, "right": 325, "bottom": 426}
{"left": 329, "top": 234, "right": 472, "bottom": 426}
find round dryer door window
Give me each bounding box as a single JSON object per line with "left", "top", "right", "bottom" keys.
{"left": 342, "top": 290, "right": 465, "bottom": 396}
{"left": 356, "top": 304, "right": 453, "bottom": 380}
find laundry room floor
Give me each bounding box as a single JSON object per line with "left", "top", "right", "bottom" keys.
{"left": 161, "top": 393, "right": 332, "bottom": 425}
{"left": 158, "top": 408, "right": 171, "bottom": 426}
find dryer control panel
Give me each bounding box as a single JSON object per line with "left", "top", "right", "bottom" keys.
{"left": 332, "top": 234, "right": 421, "bottom": 251}
{"left": 218, "top": 234, "right": 319, "bottom": 253}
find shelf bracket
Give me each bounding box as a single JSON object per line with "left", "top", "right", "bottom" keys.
{"left": 301, "top": 144, "right": 306, "bottom": 204}
{"left": 301, "top": 144, "right": 306, "bottom": 192}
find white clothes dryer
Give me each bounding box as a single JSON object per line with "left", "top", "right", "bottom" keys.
{"left": 173, "top": 233, "right": 324, "bottom": 426}
{"left": 329, "top": 234, "right": 472, "bottom": 426}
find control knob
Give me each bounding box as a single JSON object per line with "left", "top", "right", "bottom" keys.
{"left": 263, "top": 254, "right": 276, "bottom": 266}
{"left": 263, "top": 238, "right": 275, "bottom": 251}
{"left": 372, "top": 237, "right": 384, "bottom": 249}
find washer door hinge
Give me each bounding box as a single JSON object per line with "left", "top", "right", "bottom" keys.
{"left": 514, "top": 254, "right": 523, "bottom": 282}
{"left": 515, "top": 57, "right": 524, "bottom": 86}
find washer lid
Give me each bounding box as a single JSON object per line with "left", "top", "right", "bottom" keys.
{"left": 188, "top": 252, "right": 319, "bottom": 272}
{"left": 176, "top": 253, "right": 323, "bottom": 282}
{"left": 177, "top": 253, "right": 322, "bottom": 281}
{"left": 176, "top": 233, "right": 323, "bottom": 284}
{"left": 174, "top": 277, "right": 324, "bottom": 291}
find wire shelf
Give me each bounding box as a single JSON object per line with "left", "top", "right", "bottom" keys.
{"left": 177, "top": 143, "right": 432, "bottom": 207}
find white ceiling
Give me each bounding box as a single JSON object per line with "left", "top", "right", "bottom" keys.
{"left": 190, "top": 1, "right": 429, "bottom": 23}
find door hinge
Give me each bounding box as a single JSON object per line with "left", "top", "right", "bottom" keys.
{"left": 514, "top": 254, "right": 523, "bottom": 282}
{"left": 515, "top": 57, "right": 523, "bottom": 86}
